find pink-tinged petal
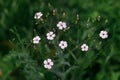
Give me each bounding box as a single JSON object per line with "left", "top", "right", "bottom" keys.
{"left": 33, "top": 41, "right": 39, "bottom": 44}
{"left": 82, "top": 48, "right": 86, "bottom": 51}
{"left": 62, "top": 22, "right": 67, "bottom": 28}
{"left": 61, "top": 46, "right": 65, "bottom": 49}
{"left": 50, "top": 61, "right": 53, "bottom": 66}
{"left": 47, "top": 65, "right": 52, "bottom": 69}
{"left": 52, "top": 34, "right": 55, "bottom": 37}
{"left": 50, "top": 37, "right": 54, "bottom": 40}
{"left": 49, "top": 32, "right": 53, "bottom": 35}
{"left": 105, "top": 35, "right": 108, "bottom": 38}
{"left": 47, "top": 59, "right": 52, "bottom": 62}
{"left": 44, "top": 60, "right": 47, "bottom": 65}
{"left": 34, "top": 12, "right": 43, "bottom": 19}
{"left": 57, "top": 24, "right": 59, "bottom": 27}
{"left": 44, "top": 64, "right": 48, "bottom": 68}
{"left": 100, "top": 31, "right": 104, "bottom": 33}
{"left": 47, "top": 33, "right": 50, "bottom": 36}
{"left": 104, "top": 31, "right": 107, "bottom": 34}
{"left": 58, "top": 26, "right": 63, "bottom": 30}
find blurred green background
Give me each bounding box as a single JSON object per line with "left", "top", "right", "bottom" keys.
{"left": 0, "top": 0, "right": 120, "bottom": 80}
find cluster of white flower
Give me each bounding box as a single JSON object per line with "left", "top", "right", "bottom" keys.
{"left": 44, "top": 59, "right": 54, "bottom": 69}
{"left": 59, "top": 41, "right": 68, "bottom": 49}
{"left": 99, "top": 30, "right": 108, "bottom": 39}
{"left": 32, "top": 36, "right": 41, "bottom": 44}
{"left": 34, "top": 12, "right": 43, "bottom": 19}
{"left": 81, "top": 44, "right": 89, "bottom": 51}
{"left": 57, "top": 21, "right": 67, "bottom": 30}
{"left": 46, "top": 31, "right": 56, "bottom": 40}
{"left": 33, "top": 12, "right": 109, "bottom": 69}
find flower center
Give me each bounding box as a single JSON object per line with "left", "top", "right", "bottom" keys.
{"left": 102, "top": 33, "right": 105, "bottom": 35}
{"left": 36, "top": 39, "right": 39, "bottom": 41}
{"left": 47, "top": 62, "right": 50, "bottom": 65}
{"left": 62, "top": 43, "right": 64, "bottom": 46}
{"left": 60, "top": 24, "right": 63, "bottom": 27}
{"left": 50, "top": 34, "right": 52, "bottom": 37}
{"left": 83, "top": 46, "right": 86, "bottom": 49}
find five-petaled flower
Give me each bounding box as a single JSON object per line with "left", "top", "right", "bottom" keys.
{"left": 34, "top": 12, "right": 43, "bottom": 19}
{"left": 99, "top": 30, "right": 108, "bottom": 39}
{"left": 46, "top": 31, "right": 56, "bottom": 40}
{"left": 32, "top": 36, "right": 41, "bottom": 44}
{"left": 44, "top": 59, "right": 54, "bottom": 69}
{"left": 59, "top": 41, "right": 68, "bottom": 49}
{"left": 57, "top": 21, "right": 67, "bottom": 30}
{"left": 81, "top": 44, "right": 89, "bottom": 51}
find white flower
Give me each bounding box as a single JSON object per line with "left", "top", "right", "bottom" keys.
{"left": 32, "top": 36, "right": 41, "bottom": 44}
{"left": 44, "top": 59, "right": 54, "bottom": 69}
{"left": 46, "top": 31, "right": 56, "bottom": 40}
{"left": 59, "top": 41, "right": 68, "bottom": 49}
{"left": 99, "top": 30, "right": 108, "bottom": 39}
{"left": 81, "top": 44, "right": 89, "bottom": 51}
{"left": 57, "top": 21, "right": 67, "bottom": 30}
{"left": 34, "top": 12, "right": 43, "bottom": 19}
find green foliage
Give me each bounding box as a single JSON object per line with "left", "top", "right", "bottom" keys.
{"left": 0, "top": 0, "right": 120, "bottom": 80}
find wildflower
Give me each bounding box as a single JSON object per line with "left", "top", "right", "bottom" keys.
{"left": 44, "top": 59, "right": 54, "bottom": 69}
{"left": 59, "top": 41, "right": 68, "bottom": 49}
{"left": 81, "top": 44, "right": 89, "bottom": 51}
{"left": 33, "top": 36, "right": 41, "bottom": 44}
{"left": 46, "top": 31, "right": 55, "bottom": 40}
{"left": 99, "top": 30, "right": 108, "bottom": 39}
{"left": 57, "top": 21, "right": 67, "bottom": 30}
{"left": 34, "top": 12, "right": 43, "bottom": 19}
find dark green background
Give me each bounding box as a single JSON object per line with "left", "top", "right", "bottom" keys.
{"left": 0, "top": 0, "right": 120, "bottom": 80}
